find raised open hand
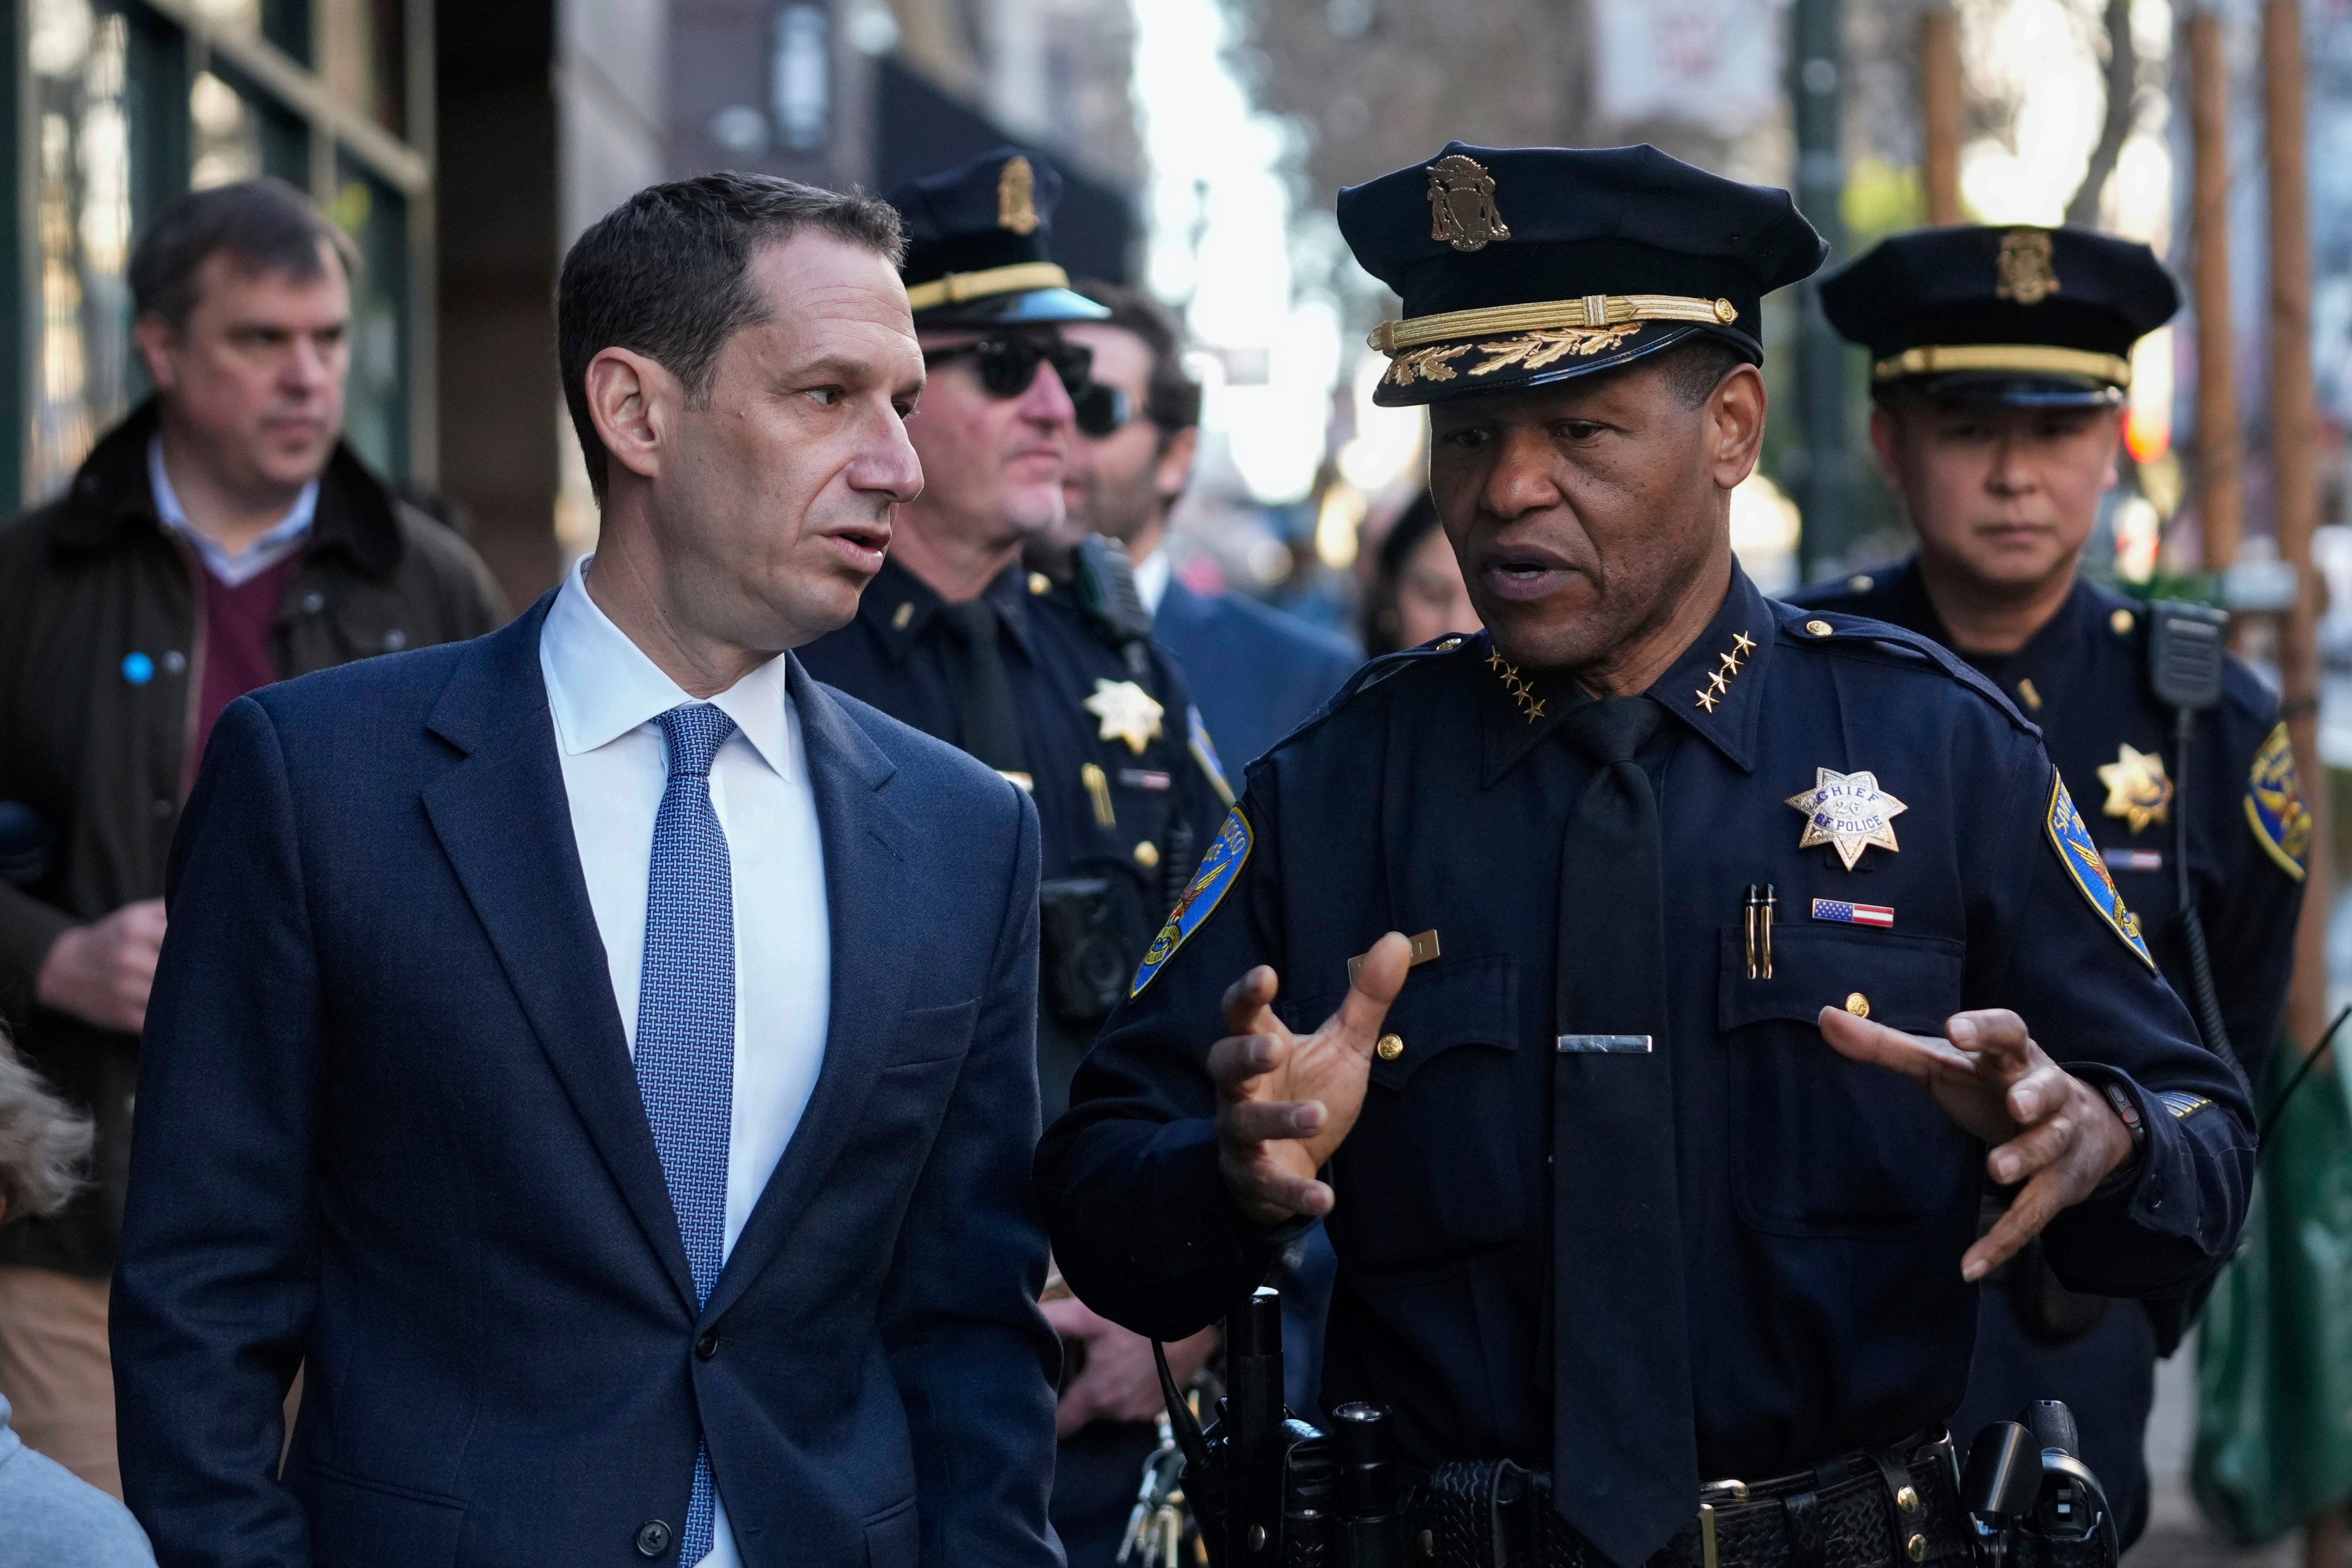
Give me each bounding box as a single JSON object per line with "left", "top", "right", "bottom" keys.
{"left": 1209, "top": 932, "right": 1414, "bottom": 1226}
{"left": 1818, "top": 1005, "right": 2137, "bottom": 1281}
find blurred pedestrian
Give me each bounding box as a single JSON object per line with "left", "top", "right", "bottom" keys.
{"left": 0, "top": 1030, "right": 152, "bottom": 1567}
{"left": 1055, "top": 281, "right": 1361, "bottom": 785}
{"left": 1795, "top": 224, "right": 2304, "bottom": 1540}
{"left": 112, "top": 172, "right": 1058, "bottom": 1567}
{"left": 1364, "top": 492, "right": 1480, "bottom": 656}
{"left": 0, "top": 176, "right": 503, "bottom": 1496}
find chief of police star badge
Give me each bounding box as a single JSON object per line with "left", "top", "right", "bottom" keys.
{"left": 1785, "top": 767, "right": 1907, "bottom": 871}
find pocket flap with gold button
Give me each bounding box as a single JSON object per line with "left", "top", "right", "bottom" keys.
{"left": 1277, "top": 953, "right": 1518, "bottom": 1090}
{"left": 1716, "top": 926, "right": 1962, "bottom": 1038}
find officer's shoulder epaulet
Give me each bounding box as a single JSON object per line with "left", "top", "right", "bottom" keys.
{"left": 1242, "top": 633, "right": 1479, "bottom": 782}
{"left": 1784, "top": 566, "right": 1900, "bottom": 616}
{"left": 1773, "top": 603, "right": 2038, "bottom": 736}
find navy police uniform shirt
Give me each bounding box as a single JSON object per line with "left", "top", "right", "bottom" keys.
{"left": 1795, "top": 561, "right": 2307, "bottom": 1089}
{"left": 799, "top": 554, "right": 1227, "bottom": 1120}
{"left": 1036, "top": 567, "right": 2255, "bottom": 1479}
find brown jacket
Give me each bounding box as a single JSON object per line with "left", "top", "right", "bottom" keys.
{"left": 0, "top": 400, "right": 507, "bottom": 1275}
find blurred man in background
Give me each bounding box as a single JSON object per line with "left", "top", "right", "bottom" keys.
{"left": 1795, "top": 225, "right": 2305, "bottom": 1542}
{"left": 1054, "top": 282, "right": 1361, "bottom": 785}
{"left": 1363, "top": 493, "right": 1481, "bottom": 657}
{"left": 0, "top": 177, "right": 504, "bottom": 1494}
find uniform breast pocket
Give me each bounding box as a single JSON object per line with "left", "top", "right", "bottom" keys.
{"left": 1717, "top": 927, "right": 1971, "bottom": 1238}
{"left": 1289, "top": 956, "right": 1526, "bottom": 1273}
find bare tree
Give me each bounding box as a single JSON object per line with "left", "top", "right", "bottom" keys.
{"left": 2064, "top": 0, "right": 2137, "bottom": 227}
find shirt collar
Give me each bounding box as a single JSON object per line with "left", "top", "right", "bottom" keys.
{"left": 856, "top": 554, "right": 1036, "bottom": 661}
{"left": 539, "top": 556, "right": 795, "bottom": 780}
{"left": 148, "top": 435, "right": 317, "bottom": 587}
{"left": 1131, "top": 547, "right": 1172, "bottom": 617}
{"left": 1474, "top": 565, "right": 1776, "bottom": 785}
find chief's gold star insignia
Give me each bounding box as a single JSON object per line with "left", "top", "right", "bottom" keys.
{"left": 1706, "top": 669, "right": 1729, "bottom": 695}
{"left": 1084, "top": 679, "right": 1165, "bottom": 756}
{"left": 1694, "top": 686, "right": 1721, "bottom": 713}
{"left": 1732, "top": 631, "right": 1757, "bottom": 655}
{"left": 1785, "top": 767, "right": 1909, "bottom": 871}
{"left": 2097, "top": 742, "right": 2173, "bottom": 833}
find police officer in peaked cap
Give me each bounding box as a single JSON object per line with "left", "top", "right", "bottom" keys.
{"left": 793, "top": 146, "right": 1229, "bottom": 1565}
{"left": 1794, "top": 224, "right": 2307, "bottom": 1545}
{"left": 1035, "top": 143, "right": 2256, "bottom": 1568}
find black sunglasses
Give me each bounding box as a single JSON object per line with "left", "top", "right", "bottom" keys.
{"left": 925, "top": 337, "right": 1134, "bottom": 437}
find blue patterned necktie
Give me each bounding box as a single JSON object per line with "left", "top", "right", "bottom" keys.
{"left": 636, "top": 703, "right": 738, "bottom": 1566}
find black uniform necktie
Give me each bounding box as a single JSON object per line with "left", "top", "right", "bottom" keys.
{"left": 1551, "top": 695, "right": 1698, "bottom": 1568}
{"left": 936, "top": 598, "right": 1029, "bottom": 774}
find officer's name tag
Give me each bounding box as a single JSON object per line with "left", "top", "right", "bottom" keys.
{"left": 1556, "top": 1035, "right": 1653, "bottom": 1054}
{"left": 1348, "top": 928, "right": 1441, "bottom": 985}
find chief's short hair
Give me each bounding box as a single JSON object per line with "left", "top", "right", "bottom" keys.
{"left": 0, "top": 1029, "right": 90, "bottom": 1224}
{"left": 1071, "top": 279, "right": 1202, "bottom": 437}
{"left": 557, "top": 172, "right": 907, "bottom": 503}
{"left": 129, "top": 178, "right": 359, "bottom": 329}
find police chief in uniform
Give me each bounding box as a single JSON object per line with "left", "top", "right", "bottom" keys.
{"left": 794, "top": 147, "right": 1228, "bottom": 1565}
{"left": 1036, "top": 145, "right": 2256, "bottom": 1568}
{"left": 1793, "top": 225, "right": 2307, "bottom": 1545}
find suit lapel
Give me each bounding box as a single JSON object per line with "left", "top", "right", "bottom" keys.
{"left": 705, "top": 660, "right": 918, "bottom": 1321}
{"left": 420, "top": 598, "right": 698, "bottom": 1313}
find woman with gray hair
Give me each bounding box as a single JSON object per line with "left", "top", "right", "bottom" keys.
{"left": 0, "top": 1032, "right": 152, "bottom": 1566}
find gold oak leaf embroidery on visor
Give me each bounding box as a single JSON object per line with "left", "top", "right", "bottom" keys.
{"left": 1466, "top": 323, "right": 1645, "bottom": 377}
{"left": 1385, "top": 343, "right": 1476, "bottom": 386}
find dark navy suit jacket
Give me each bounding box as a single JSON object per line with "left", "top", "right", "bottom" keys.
{"left": 1152, "top": 579, "right": 1360, "bottom": 786}
{"left": 111, "top": 598, "right": 1061, "bottom": 1568}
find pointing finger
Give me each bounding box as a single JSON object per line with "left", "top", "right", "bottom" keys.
{"left": 1817, "top": 1007, "right": 1972, "bottom": 1083}
{"left": 1945, "top": 1009, "right": 2033, "bottom": 1068}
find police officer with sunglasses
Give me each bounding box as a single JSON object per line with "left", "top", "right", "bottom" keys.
{"left": 797, "top": 145, "right": 1226, "bottom": 1117}
{"left": 799, "top": 148, "right": 1229, "bottom": 1563}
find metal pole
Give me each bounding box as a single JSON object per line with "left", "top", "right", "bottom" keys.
{"left": 1792, "top": 0, "right": 1850, "bottom": 583}
{"left": 1921, "top": 6, "right": 1963, "bottom": 225}
{"left": 2188, "top": 10, "right": 2244, "bottom": 572}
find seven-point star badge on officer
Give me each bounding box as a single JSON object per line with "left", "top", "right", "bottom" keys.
{"left": 2096, "top": 742, "right": 2173, "bottom": 833}
{"left": 1785, "top": 767, "right": 1909, "bottom": 871}
{"left": 1084, "top": 679, "right": 1166, "bottom": 756}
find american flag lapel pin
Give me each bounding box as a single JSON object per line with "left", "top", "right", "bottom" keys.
{"left": 1811, "top": 897, "right": 1893, "bottom": 929}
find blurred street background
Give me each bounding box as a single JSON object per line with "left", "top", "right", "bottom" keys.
{"left": 9, "top": 0, "right": 2352, "bottom": 1558}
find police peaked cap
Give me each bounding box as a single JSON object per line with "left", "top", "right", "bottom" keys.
{"left": 887, "top": 146, "right": 1108, "bottom": 328}
{"left": 1822, "top": 225, "right": 2180, "bottom": 406}
{"left": 1343, "top": 142, "right": 1827, "bottom": 406}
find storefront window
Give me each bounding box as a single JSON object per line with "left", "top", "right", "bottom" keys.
{"left": 331, "top": 162, "right": 405, "bottom": 477}
{"left": 13, "top": 0, "right": 428, "bottom": 502}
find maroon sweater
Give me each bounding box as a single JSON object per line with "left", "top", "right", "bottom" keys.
{"left": 192, "top": 553, "right": 304, "bottom": 767}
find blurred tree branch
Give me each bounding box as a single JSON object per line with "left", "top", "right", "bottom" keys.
{"left": 2064, "top": 0, "right": 2136, "bottom": 228}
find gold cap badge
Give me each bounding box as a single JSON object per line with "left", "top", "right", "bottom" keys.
{"left": 1996, "top": 229, "right": 2059, "bottom": 305}
{"left": 1427, "top": 154, "right": 1509, "bottom": 253}
{"left": 998, "top": 156, "right": 1040, "bottom": 236}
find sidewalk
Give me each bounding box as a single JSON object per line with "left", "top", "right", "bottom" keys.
{"left": 2132, "top": 1334, "right": 2299, "bottom": 1568}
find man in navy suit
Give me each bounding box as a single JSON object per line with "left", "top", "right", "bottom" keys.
{"left": 1057, "top": 284, "right": 1361, "bottom": 787}
{"left": 111, "top": 173, "right": 1061, "bottom": 1568}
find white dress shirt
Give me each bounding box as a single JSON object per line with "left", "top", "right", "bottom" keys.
{"left": 538, "top": 559, "right": 831, "bottom": 1568}
{"left": 148, "top": 435, "right": 317, "bottom": 586}
{"left": 1131, "top": 546, "right": 1172, "bottom": 617}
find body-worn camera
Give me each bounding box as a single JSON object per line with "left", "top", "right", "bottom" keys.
{"left": 1040, "top": 877, "right": 1133, "bottom": 1026}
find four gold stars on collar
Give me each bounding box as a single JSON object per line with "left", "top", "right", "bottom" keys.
{"left": 1695, "top": 630, "right": 1755, "bottom": 714}
{"left": 1488, "top": 649, "right": 1545, "bottom": 724}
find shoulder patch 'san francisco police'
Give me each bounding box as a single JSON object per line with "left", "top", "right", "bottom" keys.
{"left": 2245, "top": 720, "right": 2313, "bottom": 881}
{"left": 2046, "top": 774, "right": 2155, "bottom": 971}
{"left": 1131, "top": 807, "right": 1253, "bottom": 997}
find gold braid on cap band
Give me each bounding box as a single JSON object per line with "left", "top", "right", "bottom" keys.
{"left": 1872, "top": 344, "right": 2133, "bottom": 388}
{"left": 1368, "top": 293, "right": 1739, "bottom": 355}
{"left": 905, "top": 261, "right": 1072, "bottom": 312}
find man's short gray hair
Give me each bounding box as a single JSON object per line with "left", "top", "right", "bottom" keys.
{"left": 0, "top": 1030, "right": 91, "bottom": 1223}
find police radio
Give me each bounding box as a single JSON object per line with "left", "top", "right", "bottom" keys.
{"left": 2144, "top": 600, "right": 2237, "bottom": 1071}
